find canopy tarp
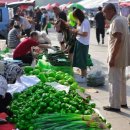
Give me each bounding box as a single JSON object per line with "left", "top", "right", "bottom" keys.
{"left": 35, "top": 0, "right": 80, "bottom": 6}
{"left": 78, "top": 0, "right": 119, "bottom": 9}
{"left": 7, "top": 0, "right": 35, "bottom": 8}
{"left": 0, "top": 0, "right": 17, "bottom": 4}
{"left": 119, "top": 0, "right": 130, "bottom": 2}
{"left": 0, "top": 2, "right": 5, "bottom": 6}
{"left": 119, "top": 0, "right": 130, "bottom": 6}
{"left": 120, "top": 2, "right": 130, "bottom": 6}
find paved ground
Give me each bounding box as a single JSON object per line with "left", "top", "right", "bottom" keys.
{"left": 48, "top": 27, "right": 130, "bottom": 130}
{"left": 88, "top": 28, "right": 130, "bottom": 130}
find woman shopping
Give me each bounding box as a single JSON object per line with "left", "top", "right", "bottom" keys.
{"left": 71, "top": 9, "right": 90, "bottom": 83}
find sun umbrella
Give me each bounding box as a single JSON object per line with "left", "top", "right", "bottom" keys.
{"left": 40, "top": 6, "right": 46, "bottom": 9}
{"left": 51, "top": 2, "right": 60, "bottom": 8}
{"left": 0, "top": 2, "right": 5, "bottom": 6}
{"left": 120, "top": 2, "right": 130, "bottom": 6}
{"left": 68, "top": 3, "right": 85, "bottom": 10}
{"left": 45, "top": 3, "right": 52, "bottom": 10}
{"left": 60, "top": 4, "right": 67, "bottom": 10}
{"left": 67, "top": 2, "right": 72, "bottom": 5}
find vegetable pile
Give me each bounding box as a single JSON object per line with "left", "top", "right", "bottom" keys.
{"left": 8, "top": 82, "right": 94, "bottom": 130}
{"left": 46, "top": 51, "right": 71, "bottom": 66}
{"left": 24, "top": 66, "right": 84, "bottom": 92}
{"left": 32, "top": 113, "right": 111, "bottom": 130}
{"left": 0, "top": 48, "right": 10, "bottom": 60}
{"left": 7, "top": 66, "right": 111, "bottom": 130}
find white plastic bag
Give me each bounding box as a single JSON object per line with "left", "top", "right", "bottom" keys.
{"left": 7, "top": 75, "right": 40, "bottom": 95}
{"left": 20, "top": 75, "right": 40, "bottom": 87}
{"left": 87, "top": 67, "right": 105, "bottom": 87}
{"left": 7, "top": 82, "right": 26, "bottom": 95}
{"left": 46, "top": 82, "right": 70, "bottom": 93}
{"left": 31, "top": 59, "right": 37, "bottom": 67}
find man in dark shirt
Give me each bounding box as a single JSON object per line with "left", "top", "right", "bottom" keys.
{"left": 53, "top": 6, "right": 67, "bottom": 50}
{"left": 34, "top": 7, "right": 42, "bottom": 31}
{"left": 95, "top": 7, "right": 105, "bottom": 44}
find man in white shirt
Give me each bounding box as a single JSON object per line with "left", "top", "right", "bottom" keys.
{"left": 103, "top": 3, "right": 129, "bottom": 112}
{"left": 36, "top": 31, "right": 51, "bottom": 44}
{"left": 48, "top": 10, "right": 54, "bottom": 21}
{"left": 14, "top": 15, "right": 31, "bottom": 37}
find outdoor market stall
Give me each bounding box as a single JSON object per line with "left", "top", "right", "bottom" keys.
{"left": 0, "top": 1, "right": 114, "bottom": 129}
{"left": 0, "top": 46, "right": 112, "bottom": 130}
{"left": 7, "top": 68, "right": 111, "bottom": 130}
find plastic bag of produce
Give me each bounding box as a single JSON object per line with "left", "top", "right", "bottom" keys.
{"left": 7, "top": 75, "right": 40, "bottom": 95}
{"left": 20, "top": 75, "right": 40, "bottom": 87}
{"left": 7, "top": 82, "right": 26, "bottom": 95}
{"left": 87, "top": 67, "right": 105, "bottom": 87}
{"left": 47, "top": 22, "right": 51, "bottom": 28}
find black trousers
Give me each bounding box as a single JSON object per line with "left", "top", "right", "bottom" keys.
{"left": 14, "top": 53, "right": 33, "bottom": 65}
{"left": 41, "top": 23, "right": 48, "bottom": 34}
{"left": 41, "top": 18, "right": 47, "bottom": 31}
{"left": 45, "top": 24, "right": 48, "bottom": 35}
{"left": 41, "top": 23, "right": 46, "bottom": 30}
{"left": 24, "top": 28, "right": 31, "bottom": 37}
{"left": 35, "top": 23, "right": 41, "bottom": 31}
{"left": 22, "top": 28, "right": 31, "bottom": 37}
{"left": 96, "top": 28, "right": 105, "bottom": 43}
{"left": 0, "top": 93, "right": 12, "bottom": 113}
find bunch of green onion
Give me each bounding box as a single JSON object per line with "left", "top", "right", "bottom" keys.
{"left": 31, "top": 113, "right": 111, "bottom": 130}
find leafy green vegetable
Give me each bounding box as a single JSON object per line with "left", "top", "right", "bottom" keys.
{"left": 9, "top": 82, "right": 93, "bottom": 130}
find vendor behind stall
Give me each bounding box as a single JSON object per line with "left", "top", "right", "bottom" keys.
{"left": 8, "top": 23, "right": 22, "bottom": 49}
{"left": 0, "top": 61, "right": 23, "bottom": 116}
{"left": 13, "top": 31, "right": 55, "bottom": 65}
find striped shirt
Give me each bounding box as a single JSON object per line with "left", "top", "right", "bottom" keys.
{"left": 8, "top": 28, "right": 20, "bottom": 49}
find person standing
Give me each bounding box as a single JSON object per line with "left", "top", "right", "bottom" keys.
{"left": 34, "top": 7, "right": 42, "bottom": 31}
{"left": 103, "top": 3, "right": 129, "bottom": 112}
{"left": 95, "top": 7, "right": 105, "bottom": 44}
{"left": 43, "top": 10, "right": 49, "bottom": 35}
{"left": 48, "top": 10, "right": 54, "bottom": 21}
{"left": 66, "top": 8, "right": 77, "bottom": 62}
{"left": 67, "top": 7, "right": 77, "bottom": 28}
{"left": 53, "top": 6, "right": 67, "bottom": 50}
{"left": 41, "top": 9, "right": 48, "bottom": 31}
{"left": 71, "top": 9, "right": 90, "bottom": 83}
{"left": 128, "top": 14, "right": 130, "bottom": 32}
{"left": 14, "top": 15, "right": 31, "bottom": 37}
